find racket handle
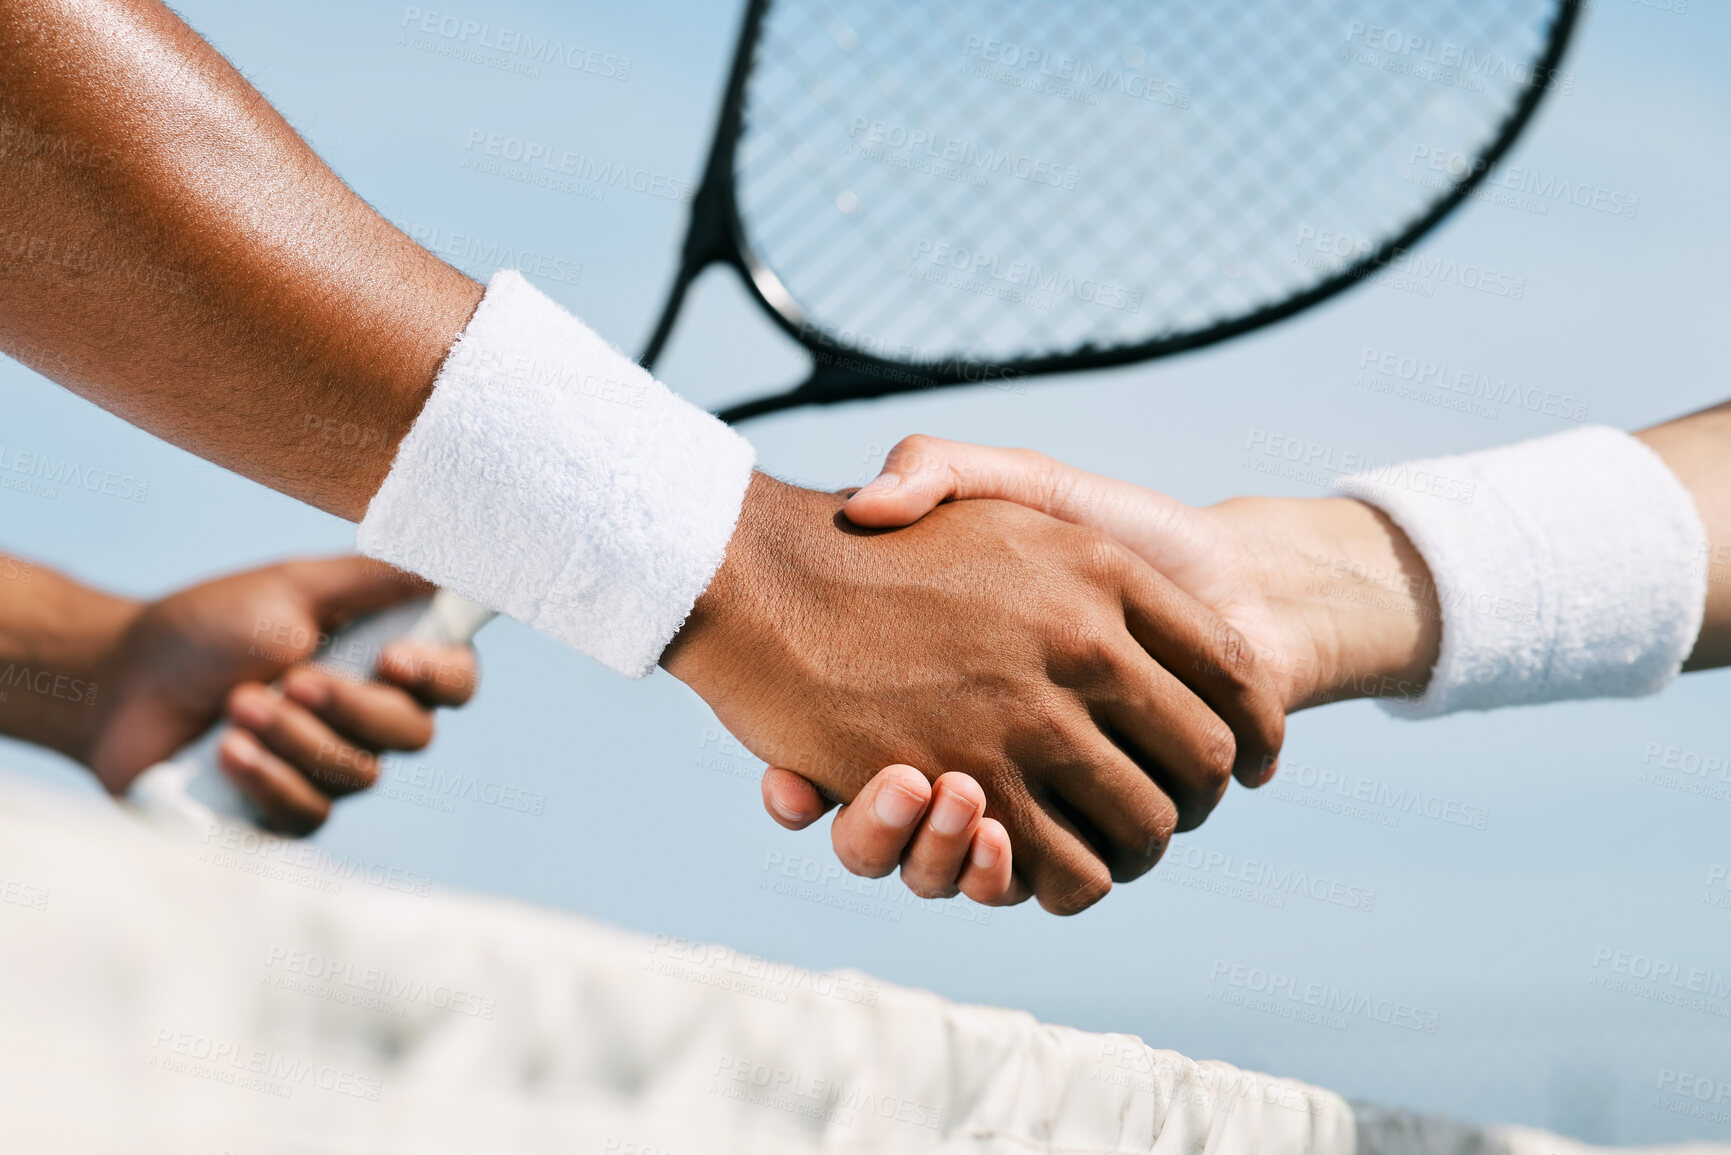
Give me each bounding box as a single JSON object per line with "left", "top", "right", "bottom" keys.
{"left": 124, "top": 590, "right": 497, "bottom": 838}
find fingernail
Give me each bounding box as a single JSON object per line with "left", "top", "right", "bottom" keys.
{"left": 283, "top": 673, "right": 330, "bottom": 710}
{"left": 873, "top": 784, "right": 924, "bottom": 828}
{"left": 853, "top": 472, "right": 902, "bottom": 499}
{"left": 220, "top": 728, "right": 261, "bottom": 769}
{"left": 929, "top": 791, "right": 974, "bottom": 836}
{"left": 228, "top": 692, "right": 273, "bottom": 731}
{"left": 769, "top": 795, "right": 804, "bottom": 823}
{"left": 971, "top": 838, "right": 1000, "bottom": 871}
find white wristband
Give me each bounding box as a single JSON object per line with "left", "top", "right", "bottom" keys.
{"left": 357, "top": 271, "right": 756, "bottom": 677}
{"left": 1334, "top": 425, "right": 1706, "bottom": 718}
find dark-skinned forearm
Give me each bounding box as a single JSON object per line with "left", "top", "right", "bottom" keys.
{"left": 0, "top": 0, "right": 480, "bottom": 519}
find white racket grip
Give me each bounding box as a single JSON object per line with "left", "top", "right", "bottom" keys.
{"left": 124, "top": 590, "right": 496, "bottom": 839}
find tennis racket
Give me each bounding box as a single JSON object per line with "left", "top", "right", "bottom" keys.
{"left": 645, "top": 0, "right": 1581, "bottom": 422}
{"left": 128, "top": 0, "right": 1580, "bottom": 833}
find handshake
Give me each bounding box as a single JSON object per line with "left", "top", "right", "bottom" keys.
{"left": 661, "top": 434, "right": 1441, "bottom": 915}
{"left": 29, "top": 433, "right": 1440, "bottom": 917}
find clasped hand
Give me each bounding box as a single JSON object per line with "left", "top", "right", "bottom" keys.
{"left": 664, "top": 469, "right": 1287, "bottom": 915}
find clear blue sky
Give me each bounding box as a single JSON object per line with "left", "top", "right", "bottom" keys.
{"left": 3, "top": 0, "right": 1727, "bottom": 1141}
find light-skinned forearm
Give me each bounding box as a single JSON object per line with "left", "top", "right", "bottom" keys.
{"left": 1231, "top": 400, "right": 1731, "bottom": 707}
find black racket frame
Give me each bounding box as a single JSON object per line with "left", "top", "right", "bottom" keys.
{"left": 639, "top": 0, "right": 1582, "bottom": 424}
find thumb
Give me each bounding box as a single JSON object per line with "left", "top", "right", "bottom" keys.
{"left": 282, "top": 556, "right": 436, "bottom": 630}
{"left": 761, "top": 765, "right": 837, "bottom": 830}
{"left": 845, "top": 434, "right": 1091, "bottom": 529}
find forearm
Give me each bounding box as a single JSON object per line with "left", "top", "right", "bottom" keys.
{"left": 0, "top": 552, "right": 139, "bottom": 760}
{"left": 1634, "top": 400, "right": 1731, "bottom": 669}
{"left": 1261, "top": 401, "right": 1731, "bottom": 709}
{"left": 0, "top": 0, "right": 480, "bottom": 519}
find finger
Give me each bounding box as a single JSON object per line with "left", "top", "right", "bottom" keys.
{"left": 227, "top": 683, "right": 379, "bottom": 796}
{"left": 282, "top": 666, "right": 435, "bottom": 751}
{"left": 956, "top": 818, "right": 1030, "bottom": 907}
{"left": 1113, "top": 554, "right": 1286, "bottom": 786}
{"left": 761, "top": 765, "right": 837, "bottom": 830}
{"left": 983, "top": 775, "right": 1114, "bottom": 916}
{"left": 845, "top": 434, "right": 1106, "bottom": 529}
{"left": 1041, "top": 721, "right": 1183, "bottom": 881}
{"left": 378, "top": 642, "right": 479, "bottom": 708}
{"left": 1091, "top": 647, "right": 1242, "bottom": 835}
{"left": 829, "top": 764, "right": 932, "bottom": 879}
{"left": 280, "top": 556, "right": 435, "bottom": 630}
{"left": 216, "top": 727, "right": 331, "bottom": 836}
{"left": 898, "top": 773, "right": 987, "bottom": 900}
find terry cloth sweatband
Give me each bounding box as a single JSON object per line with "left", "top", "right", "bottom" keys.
{"left": 1334, "top": 425, "right": 1707, "bottom": 718}
{"left": 357, "top": 270, "right": 756, "bottom": 678}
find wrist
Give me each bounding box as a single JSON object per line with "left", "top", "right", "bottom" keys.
{"left": 0, "top": 565, "right": 142, "bottom": 764}
{"left": 1213, "top": 496, "right": 1440, "bottom": 711}
{"left": 662, "top": 472, "right": 816, "bottom": 697}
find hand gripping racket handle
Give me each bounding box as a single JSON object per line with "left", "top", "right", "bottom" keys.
{"left": 124, "top": 589, "right": 497, "bottom": 838}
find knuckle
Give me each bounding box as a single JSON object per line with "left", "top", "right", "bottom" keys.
{"left": 1204, "top": 621, "right": 1260, "bottom": 691}
{"left": 1076, "top": 532, "right": 1125, "bottom": 579}
{"left": 1200, "top": 722, "right": 1238, "bottom": 786}
{"left": 1112, "top": 801, "right": 1177, "bottom": 882}
{"left": 888, "top": 433, "right": 937, "bottom": 473}
{"left": 1133, "top": 798, "right": 1179, "bottom": 859}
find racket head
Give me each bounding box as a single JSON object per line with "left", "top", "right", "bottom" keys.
{"left": 651, "top": 0, "right": 1581, "bottom": 422}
